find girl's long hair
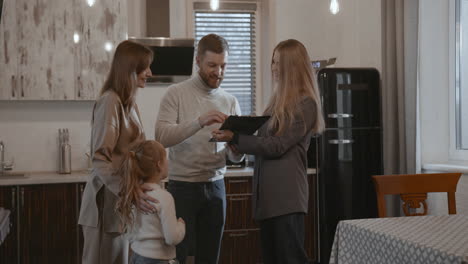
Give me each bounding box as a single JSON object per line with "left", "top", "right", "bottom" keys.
{"left": 100, "top": 40, "right": 153, "bottom": 111}
{"left": 115, "top": 140, "right": 166, "bottom": 232}
{"left": 264, "top": 39, "right": 325, "bottom": 136}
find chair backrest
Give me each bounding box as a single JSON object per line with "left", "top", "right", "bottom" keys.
{"left": 372, "top": 173, "right": 462, "bottom": 217}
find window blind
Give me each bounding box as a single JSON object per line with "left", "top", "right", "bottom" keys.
{"left": 194, "top": 3, "right": 257, "bottom": 115}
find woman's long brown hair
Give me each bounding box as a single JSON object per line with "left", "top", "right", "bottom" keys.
{"left": 264, "top": 39, "right": 325, "bottom": 136}
{"left": 100, "top": 40, "right": 153, "bottom": 110}
{"left": 115, "top": 140, "right": 166, "bottom": 232}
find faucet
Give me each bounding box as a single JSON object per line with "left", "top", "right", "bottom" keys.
{"left": 0, "top": 141, "right": 4, "bottom": 175}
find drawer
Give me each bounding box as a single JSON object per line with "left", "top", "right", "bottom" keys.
{"left": 225, "top": 177, "right": 252, "bottom": 194}
{"left": 225, "top": 194, "right": 257, "bottom": 230}
{"left": 220, "top": 229, "right": 262, "bottom": 264}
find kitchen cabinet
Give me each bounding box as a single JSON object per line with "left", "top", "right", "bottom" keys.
{"left": 0, "top": 0, "right": 18, "bottom": 100}
{"left": 72, "top": 0, "right": 127, "bottom": 100}
{"left": 14, "top": 0, "right": 76, "bottom": 100}
{"left": 0, "top": 0, "right": 127, "bottom": 100}
{"left": 0, "top": 186, "right": 18, "bottom": 264}
{"left": 221, "top": 174, "right": 317, "bottom": 264}
{"left": 77, "top": 182, "right": 86, "bottom": 263}
{"left": 18, "top": 184, "right": 79, "bottom": 263}
{"left": 222, "top": 177, "right": 261, "bottom": 264}
{"left": 0, "top": 183, "right": 81, "bottom": 264}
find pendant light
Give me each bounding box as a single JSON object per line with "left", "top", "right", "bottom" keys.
{"left": 210, "top": 0, "right": 219, "bottom": 11}
{"left": 330, "top": 0, "right": 340, "bottom": 15}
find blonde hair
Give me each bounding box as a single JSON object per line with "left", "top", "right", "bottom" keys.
{"left": 264, "top": 39, "right": 325, "bottom": 136}
{"left": 115, "top": 140, "right": 166, "bottom": 232}
{"left": 100, "top": 40, "right": 153, "bottom": 110}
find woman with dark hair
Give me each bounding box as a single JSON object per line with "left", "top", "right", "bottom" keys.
{"left": 78, "top": 40, "right": 156, "bottom": 264}
{"left": 212, "top": 39, "right": 325, "bottom": 264}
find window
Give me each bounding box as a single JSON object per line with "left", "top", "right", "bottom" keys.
{"left": 193, "top": 2, "right": 257, "bottom": 115}
{"left": 455, "top": 0, "right": 468, "bottom": 150}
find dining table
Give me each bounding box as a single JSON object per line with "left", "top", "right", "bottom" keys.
{"left": 329, "top": 214, "right": 468, "bottom": 264}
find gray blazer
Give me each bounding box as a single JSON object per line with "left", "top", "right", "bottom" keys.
{"left": 78, "top": 91, "right": 145, "bottom": 232}
{"left": 236, "top": 97, "right": 317, "bottom": 220}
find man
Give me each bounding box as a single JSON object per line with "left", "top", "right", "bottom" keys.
{"left": 155, "top": 34, "right": 243, "bottom": 264}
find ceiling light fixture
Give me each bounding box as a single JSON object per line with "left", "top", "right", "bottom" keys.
{"left": 330, "top": 0, "right": 340, "bottom": 15}
{"left": 73, "top": 32, "right": 80, "bottom": 44}
{"left": 210, "top": 0, "right": 219, "bottom": 11}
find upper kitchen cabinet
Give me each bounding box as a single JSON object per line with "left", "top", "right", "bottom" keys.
{"left": 15, "top": 0, "right": 75, "bottom": 100}
{"left": 0, "top": 0, "right": 18, "bottom": 99}
{"left": 72, "top": 0, "right": 127, "bottom": 100}
{"left": 0, "top": 0, "right": 127, "bottom": 100}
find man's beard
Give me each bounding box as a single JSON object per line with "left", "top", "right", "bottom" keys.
{"left": 200, "top": 71, "right": 223, "bottom": 88}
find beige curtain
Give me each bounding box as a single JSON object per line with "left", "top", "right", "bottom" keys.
{"left": 381, "top": 0, "right": 420, "bottom": 216}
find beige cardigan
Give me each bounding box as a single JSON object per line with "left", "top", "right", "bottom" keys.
{"left": 78, "top": 91, "right": 145, "bottom": 232}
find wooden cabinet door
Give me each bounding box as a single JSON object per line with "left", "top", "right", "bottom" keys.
{"left": 220, "top": 230, "right": 261, "bottom": 264}
{"left": 77, "top": 182, "right": 86, "bottom": 263}
{"left": 0, "top": 186, "right": 18, "bottom": 263}
{"left": 72, "top": 0, "right": 127, "bottom": 100}
{"left": 15, "top": 0, "right": 75, "bottom": 100}
{"left": 18, "top": 184, "right": 79, "bottom": 264}
{"left": 15, "top": 0, "right": 74, "bottom": 100}
{"left": 0, "top": 0, "right": 18, "bottom": 99}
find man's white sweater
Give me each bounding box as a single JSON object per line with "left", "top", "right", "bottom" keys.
{"left": 155, "top": 73, "right": 243, "bottom": 182}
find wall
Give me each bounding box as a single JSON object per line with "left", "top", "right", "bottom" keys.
{"left": 147, "top": 0, "right": 170, "bottom": 37}
{"left": 419, "top": 0, "right": 451, "bottom": 165}
{"left": 0, "top": 0, "right": 382, "bottom": 173}
{"left": 271, "top": 0, "right": 382, "bottom": 72}
{"left": 418, "top": 0, "right": 468, "bottom": 215}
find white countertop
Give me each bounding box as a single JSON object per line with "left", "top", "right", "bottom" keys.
{"left": 0, "top": 167, "right": 316, "bottom": 186}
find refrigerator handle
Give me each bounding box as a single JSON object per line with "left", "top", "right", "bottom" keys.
{"left": 328, "top": 139, "right": 354, "bottom": 144}
{"left": 327, "top": 113, "right": 354, "bottom": 118}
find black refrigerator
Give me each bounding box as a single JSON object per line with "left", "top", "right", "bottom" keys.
{"left": 308, "top": 68, "right": 383, "bottom": 264}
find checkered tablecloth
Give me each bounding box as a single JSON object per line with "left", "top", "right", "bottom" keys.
{"left": 329, "top": 215, "right": 468, "bottom": 264}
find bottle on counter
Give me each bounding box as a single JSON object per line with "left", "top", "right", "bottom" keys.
{"left": 58, "top": 128, "right": 71, "bottom": 174}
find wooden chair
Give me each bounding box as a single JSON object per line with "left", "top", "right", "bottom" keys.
{"left": 372, "top": 173, "right": 462, "bottom": 217}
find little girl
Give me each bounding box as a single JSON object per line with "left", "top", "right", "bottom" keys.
{"left": 116, "top": 140, "right": 185, "bottom": 264}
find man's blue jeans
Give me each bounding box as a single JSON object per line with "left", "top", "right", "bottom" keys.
{"left": 167, "top": 179, "right": 226, "bottom": 264}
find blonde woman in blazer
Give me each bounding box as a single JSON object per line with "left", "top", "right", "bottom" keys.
{"left": 212, "top": 39, "right": 325, "bottom": 264}
{"left": 78, "top": 40, "right": 156, "bottom": 264}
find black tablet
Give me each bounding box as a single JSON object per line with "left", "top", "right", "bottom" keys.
{"left": 209, "top": 116, "right": 270, "bottom": 142}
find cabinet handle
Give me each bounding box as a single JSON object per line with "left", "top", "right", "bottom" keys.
{"left": 11, "top": 188, "right": 16, "bottom": 209}
{"left": 20, "top": 75, "right": 24, "bottom": 97}
{"left": 20, "top": 187, "right": 24, "bottom": 208}
{"left": 77, "top": 76, "right": 81, "bottom": 98}
{"left": 228, "top": 179, "right": 249, "bottom": 184}
{"left": 328, "top": 139, "right": 354, "bottom": 144}
{"left": 229, "top": 232, "right": 248, "bottom": 237}
{"left": 229, "top": 197, "right": 249, "bottom": 201}
{"left": 11, "top": 75, "right": 16, "bottom": 97}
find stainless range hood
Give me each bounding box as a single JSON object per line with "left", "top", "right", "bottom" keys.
{"left": 129, "top": 37, "right": 195, "bottom": 84}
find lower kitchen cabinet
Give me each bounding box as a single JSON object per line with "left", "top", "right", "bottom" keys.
{"left": 0, "top": 183, "right": 81, "bottom": 264}
{"left": 0, "top": 186, "right": 18, "bottom": 263}
{"left": 220, "top": 229, "right": 262, "bottom": 264}
{"left": 0, "top": 173, "right": 316, "bottom": 264}
{"left": 221, "top": 174, "right": 317, "bottom": 264}
{"left": 77, "top": 182, "right": 86, "bottom": 263}
{"left": 19, "top": 184, "right": 79, "bottom": 263}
